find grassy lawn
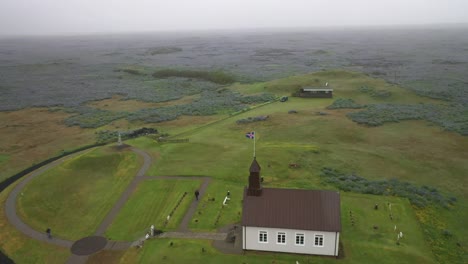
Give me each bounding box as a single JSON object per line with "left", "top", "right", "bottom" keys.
{"left": 0, "top": 154, "right": 9, "bottom": 166}
{"left": 16, "top": 146, "right": 141, "bottom": 240}
{"left": 189, "top": 180, "right": 243, "bottom": 231}
{"left": 0, "top": 181, "right": 70, "bottom": 264}
{"left": 340, "top": 193, "right": 436, "bottom": 263}
{"left": 106, "top": 179, "right": 201, "bottom": 241}
{"left": 143, "top": 97, "right": 467, "bottom": 194}
{"left": 119, "top": 238, "right": 338, "bottom": 264}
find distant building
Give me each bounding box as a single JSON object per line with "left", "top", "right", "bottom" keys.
{"left": 241, "top": 158, "right": 341, "bottom": 256}
{"left": 296, "top": 84, "right": 333, "bottom": 98}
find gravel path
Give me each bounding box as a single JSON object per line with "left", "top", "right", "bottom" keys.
{"left": 159, "top": 231, "right": 227, "bottom": 240}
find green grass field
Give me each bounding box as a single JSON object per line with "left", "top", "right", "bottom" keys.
{"left": 340, "top": 193, "right": 436, "bottom": 263}
{"left": 105, "top": 179, "right": 201, "bottom": 241}
{"left": 17, "top": 146, "right": 141, "bottom": 240}
{"left": 189, "top": 180, "right": 243, "bottom": 231}
{"left": 0, "top": 154, "right": 10, "bottom": 166}
{"left": 2, "top": 70, "right": 467, "bottom": 263}
{"left": 0, "top": 181, "right": 71, "bottom": 264}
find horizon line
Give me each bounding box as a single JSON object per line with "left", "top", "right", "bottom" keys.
{"left": 1, "top": 22, "right": 468, "bottom": 39}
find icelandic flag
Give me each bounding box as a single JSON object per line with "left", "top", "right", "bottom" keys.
{"left": 245, "top": 131, "right": 255, "bottom": 139}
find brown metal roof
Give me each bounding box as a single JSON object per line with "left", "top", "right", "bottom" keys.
{"left": 249, "top": 158, "right": 261, "bottom": 173}
{"left": 242, "top": 188, "right": 341, "bottom": 232}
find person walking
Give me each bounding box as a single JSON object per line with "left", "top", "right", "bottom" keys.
{"left": 46, "top": 228, "right": 52, "bottom": 239}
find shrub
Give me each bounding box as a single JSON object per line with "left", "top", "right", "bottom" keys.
{"left": 64, "top": 107, "right": 129, "bottom": 128}
{"left": 152, "top": 69, "right": 235, "bottom": 84}
{"left": 442, "top": 229, "right": 453, "bottom": 238}
{"left": 358, "top": 86, "right": 391, "bottom": 98}
{"left": 320, "top": 167, "right": 453, "bottom": 208}
{"left": 64, "top": 89, "right": 274, "bottom": 126}
{"left": 146, "top": 46, "right": 182, "bottom": 55}
{"left": 96, "top": 127, "right": 158, "bottom": 143}
{"left": 115, "top": 68, "right": 146, "bottom": 76}
{"left": 236, "top": 115, "right": 270, "bottom": 124}
{"left": 347, "top": 103, "right": 468, "bottom": 135}
{"left": 327, "top": 98, "right": 365, "bottom": 109}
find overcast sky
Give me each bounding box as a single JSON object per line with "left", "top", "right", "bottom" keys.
{"left": 1, "top": 0, "right": 468, "bottom": 36}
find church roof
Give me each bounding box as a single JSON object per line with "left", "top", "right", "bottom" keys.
{"left": 242, "top": 188, "right": 341, "bottom": 232}
{"left": 249, "top": 158, "right": 261, "bottom": 173}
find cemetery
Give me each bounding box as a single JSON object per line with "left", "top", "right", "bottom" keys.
{"left": 2, "top": 136, "right": 436, "bottom": 263}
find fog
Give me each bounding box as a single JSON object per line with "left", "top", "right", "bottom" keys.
{"left": 1, "top": 0, "right": 468, "bottom": 36}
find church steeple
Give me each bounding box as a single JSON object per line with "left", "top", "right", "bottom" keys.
{"left": 247, "top": 157, "right": 262, "bottom": 196}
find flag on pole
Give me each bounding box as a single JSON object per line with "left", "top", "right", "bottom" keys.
{"left": 245, "top": 131, "right": 256, "bottom": 157}
{"left": 245, "top": 131, "right": 255, "bottom": 139}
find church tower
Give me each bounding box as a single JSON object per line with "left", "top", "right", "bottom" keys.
{"left": 247, "top": 157, "right": 262, "bottom": 196}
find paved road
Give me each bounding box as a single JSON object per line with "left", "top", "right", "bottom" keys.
{"left": 3, "top": 145, "right": 227, "bottom": 264}
{"left": 66, "top": 148, "right": 153, "bottom": 264}
{"left": 177, "top": 177, "right": 212, "bottom": 232}
{"left": 94, "top": 148, "right": 152, "bottom": 236}
{"left": 5, "top": 150, "right": 93, "bottom": 248}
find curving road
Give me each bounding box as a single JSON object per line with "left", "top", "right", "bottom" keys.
{"left": 4, "top": 145, "right": 222, "bottom": 264}
{"left": 4, "top": 150, "right": 92, "bottom": 248}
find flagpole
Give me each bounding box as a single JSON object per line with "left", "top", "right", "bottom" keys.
{"left": 253, "top": 131, "right": 256, "bottom": 158}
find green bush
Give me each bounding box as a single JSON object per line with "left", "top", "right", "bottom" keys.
{"left": 347, "top": 103, "right": 468, "bottom": 135}
{"left": 320, "top": 167, "right": 453, "bottom": 208}
{"left": 146, "top": 46, "right": 182, "bottom": 55}
{"left": 358, "top": 85, "right": 392, "bottom": 98}
{"left": 64, "top": 107, "right": 128, "bottom": 128}
{"left": 152, "top": 69, "right": 235, "bottom": 84}
{"left": 326, "top": 98, "right": 365, "bottom": 109}
{"left": 96, "top": 127, "right": 158, "bottom": 143}
{"left": 114, "top": 67, "right": 147, "bottom": 76}
{"left": 129, "top": 90, "right": 274, "bottom": 124}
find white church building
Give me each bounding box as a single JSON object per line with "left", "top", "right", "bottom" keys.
{"left": 241, "top": 158, "right": 341, "bottom": 256}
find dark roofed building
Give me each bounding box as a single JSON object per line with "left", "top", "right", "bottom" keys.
{"left": 242, "top": 188, "right": 341, "bottom": 232}
{"left": 241, "top": 158, "right": 341, "bottom": 256}
{"left": 247, "top": 158, "right": 262, "bottom": 196}
{"left": 249, "top": 158, "right": 261, "bottom": 173}
{"left": 296, "top": 84, "right": 333, "bottom": 98}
